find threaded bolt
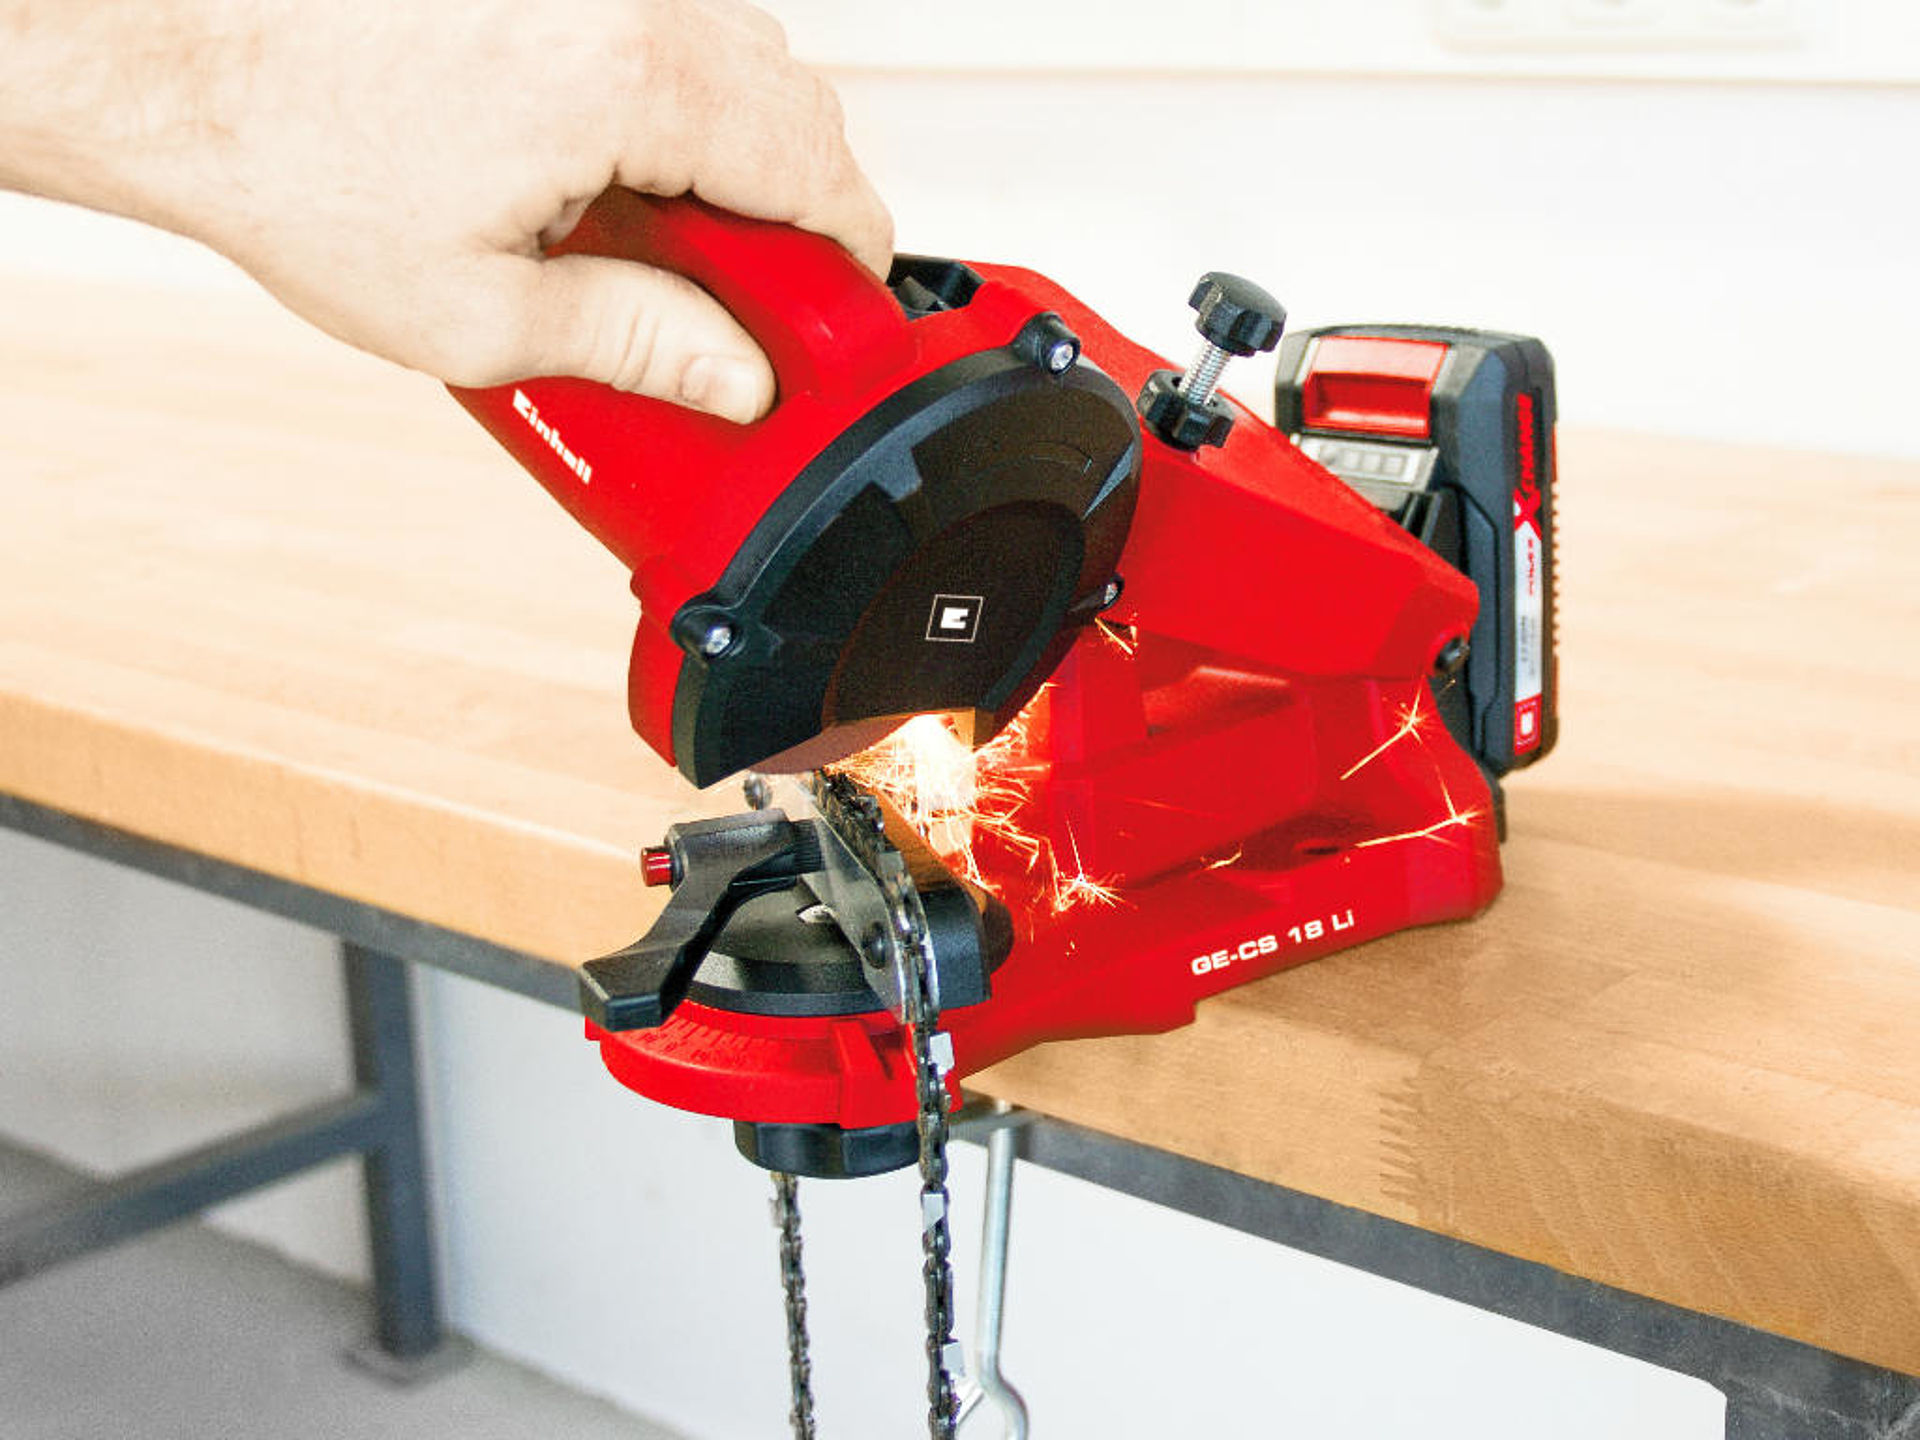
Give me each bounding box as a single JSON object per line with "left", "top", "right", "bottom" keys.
{"left": 1178, "top": 345, "right": 1232, "bottom": 408}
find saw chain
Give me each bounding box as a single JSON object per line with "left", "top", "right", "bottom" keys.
{"left": 770, "top": 773, "right": 963, "bottom": 1440}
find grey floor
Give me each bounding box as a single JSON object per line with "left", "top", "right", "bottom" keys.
{"left": 0, "top": 1143, "right": 686, "bottom": 1440}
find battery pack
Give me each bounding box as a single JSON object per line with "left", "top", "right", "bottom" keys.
{"left": 1275, "top": 325, "right": 1559, "bottom": 782}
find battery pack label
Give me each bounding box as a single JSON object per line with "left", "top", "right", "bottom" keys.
{"left": 1512, "top": 393, "right": 1545, "bottom": 756}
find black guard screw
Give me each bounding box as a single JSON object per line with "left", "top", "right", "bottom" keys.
{"left": 1013, "top": 312, "right": 1080, "bottom": 376}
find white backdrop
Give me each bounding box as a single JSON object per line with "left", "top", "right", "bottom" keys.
{"left": 5, "top": 4, "right": 1915, "bottom": 1435}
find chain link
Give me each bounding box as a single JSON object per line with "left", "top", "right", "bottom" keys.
{"left": 764, "top": 774, "right": 963, "bottom": 1440}
{"left": 904, "top": 921, "right": 961, "bottom": 1440}
{"left": 771, "top": 1171, "right": 818, "bottom": 1440}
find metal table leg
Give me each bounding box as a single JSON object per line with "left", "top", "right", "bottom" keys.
{"left": 342, "top": 943, "right": 469, "bottom": 1378}
{"left": 0, "top": 1097, "right": 382, "bottom": 1286}
{"left": 0, "top": 936, "right": 466, "bottom": 1380}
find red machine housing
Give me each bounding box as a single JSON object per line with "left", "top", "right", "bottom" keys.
{"left": 454, "top": 193, "right": 1502, "bottom": 1132}
{"left": 451, "top": 190, "right": 1138, "bottom": 779}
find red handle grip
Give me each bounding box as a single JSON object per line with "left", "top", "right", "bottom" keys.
{"left": 550, "top": 189, "right": 911, "bottom": 402}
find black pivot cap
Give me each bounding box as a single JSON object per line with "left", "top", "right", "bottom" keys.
{"left": 1189, "top": 272, "right": 1287, "bottom": 356}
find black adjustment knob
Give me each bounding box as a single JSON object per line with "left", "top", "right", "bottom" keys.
{"left": 1188, "top": 272, "right": 1287, "bottom": 358}
{"left": 1137, "top": 271, "right": 1287, "bottom": 452}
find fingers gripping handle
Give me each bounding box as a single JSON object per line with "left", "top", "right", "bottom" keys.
{"left": 551, "top": 189, "right": 912, "bottom": 403}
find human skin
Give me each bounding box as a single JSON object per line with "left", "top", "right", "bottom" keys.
{"left": 0, "top": 0, "right": 892, "bottom": 421}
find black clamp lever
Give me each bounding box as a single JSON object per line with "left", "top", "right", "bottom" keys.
{"left": 579, "top": 813, "right": 822, "bottom": 1030}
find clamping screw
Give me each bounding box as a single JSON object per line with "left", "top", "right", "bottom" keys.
{"left": 698, "top": 621, "right": 735, "bottom": 657}
{"left": 1137, "top": 272, "right": 1287, "bottom": 451}
{"left": 1180, "top": 272, "right": 1287, "bottom": 407}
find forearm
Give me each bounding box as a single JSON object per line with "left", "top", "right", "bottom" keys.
{"left": 0, "top": 0, "right": 889, "bottom": 415}
{"left": 0, "top": 0, "right": 251, "bottom": 233}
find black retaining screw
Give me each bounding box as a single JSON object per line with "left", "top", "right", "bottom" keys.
{"left": 1014, "top": 312, "right": 1081, "bottom": 375}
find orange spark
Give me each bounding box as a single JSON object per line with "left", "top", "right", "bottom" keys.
{"left": 1352, "top": 768, "right": 1483, "bottom": 851}
{"left": 831, "top": 700, "right": 1121, "bottom": 916}
{"left": 1350, "top": 811, "right": 1481, "bottom": 850}
{"left": 1339, "top": 688, "right": 1432, "bottom": 781}
{"left": 1096, "top": 619, "right": 1138, "bottom": 655}
{"left": 1043, "top": 823, "right": 1123, "bottom": 915}
{"left": 1049, "top": 866, "right": 1124, "bottom": 913}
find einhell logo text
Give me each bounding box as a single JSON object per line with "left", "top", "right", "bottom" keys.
{"left": 513, "top": 389, "right": 593, "bottom": 485}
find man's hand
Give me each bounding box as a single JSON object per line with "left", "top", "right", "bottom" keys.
{"left": 0, "top": 0, "right": 892, "bottom": 422}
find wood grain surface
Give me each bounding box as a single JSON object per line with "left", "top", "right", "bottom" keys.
{"left": 3, "top": 276, "right": 1917, "bottom": 1376}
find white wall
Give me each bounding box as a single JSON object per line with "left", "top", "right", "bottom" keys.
{"left": 6, "top": 6, "right": 1916, "bottom": 1436}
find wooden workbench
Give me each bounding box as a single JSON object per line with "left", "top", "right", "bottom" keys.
{"left": 3, "top": 275, "right": 1916, "bottom": 1383}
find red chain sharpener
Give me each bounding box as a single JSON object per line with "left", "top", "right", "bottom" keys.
{"left": 451, "top": 191, "right": 1541, "bottom": 1176}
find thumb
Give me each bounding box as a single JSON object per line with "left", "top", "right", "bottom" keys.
{"left": 498, "top": 252, "right": 776, "bottom": 423}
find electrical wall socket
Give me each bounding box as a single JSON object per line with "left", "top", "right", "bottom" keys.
{"left": 1434, "top": 0, "right": 1804, "bottom": 49}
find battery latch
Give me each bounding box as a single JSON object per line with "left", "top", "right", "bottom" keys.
{"left": 1299, "top": 336, "right": 1448, "bottom": 440}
